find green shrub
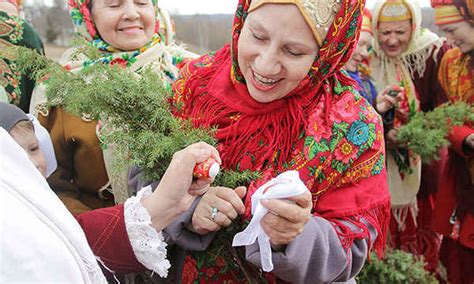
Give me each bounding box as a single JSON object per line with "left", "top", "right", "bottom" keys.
{"left": 357, "top": 249, "right": 438, "bottom": 284}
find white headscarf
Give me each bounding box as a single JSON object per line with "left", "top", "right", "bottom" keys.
{"left": 0, "top": 128, "right": 106, "bottom": 283}
{"left": 371, "top": 0, "right": 445, "bottom": 92}
{"left": 370, "top": 0, "right": 445, "bottom": 229}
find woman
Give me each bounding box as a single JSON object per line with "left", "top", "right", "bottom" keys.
{"left": 430, "top": 0, "right": 474, "bottom": 282}
{"left": 169, "top": 0, "right": 390, "bottom": 282}
{"left": 1, "top": 103, "right": 221, "bottom": 282}
{"left": 370, "top": 0, "right": 449, "bottom": 272}
{"left": 33, "top": 0, "right": 192, "bottom": 214}
{"left": 0, "top": 0, "right": 45, "bottom": 112}
{"left": 344, "top": 9, "right": 378, "bottom": 106}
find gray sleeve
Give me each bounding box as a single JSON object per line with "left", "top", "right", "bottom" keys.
{"left": 163, "top": 197, "right": 216, "bottom": 251}
{"left": 245, "top": 216, "right": 376, "bottom": 284}
{"left": 128, "top": 167, "right": 215, "bottom": 251}
{"left": 128, "top": 166, "right": 157, "bottom": 194}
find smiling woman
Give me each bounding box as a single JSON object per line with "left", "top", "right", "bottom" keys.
{"left": 167, "top": 0, "right": 391, "bottom": 282}
{"left": 91, "top": 0, "right": 156, "bottom": 51}
{"left": 30, "top": 0, "right": 193, "bottom": 217}
{"left": 237, "top": 4, "right": 318, "bottom": 103}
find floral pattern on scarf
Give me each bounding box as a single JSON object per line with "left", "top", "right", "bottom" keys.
{"left": 0, "top": 11, "right": 44, "bottom": 111}
{"left": 65, "top": 0, "right": 176, "bottom": 69}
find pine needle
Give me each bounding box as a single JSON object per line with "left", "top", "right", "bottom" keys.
{"left": 3, "top": 46, "right": 259, "bottom": 187}
{"left": 397, "top": 102, "right": 474, "bottom": 162}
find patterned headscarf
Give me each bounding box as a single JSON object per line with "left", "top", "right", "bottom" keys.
{"left": 248, "top": 0, "right": 341, "bottom": 46}
{"left": 431, "top": 0, "right": 474, "bottom": 25}
{"left": 173, "top": 1, "right": 390, "bottom": 275}
{"left": 0, "top": 0, "right": 20, "bottom": 8}
{"left": 453, "top": 0, "right": 474, "bottom": 23}
{"left": 378, "top": 0, "right": 413, "bottom": 22}
{"left": 226, "top": 0, "right": 364, "bottom": 94}
{"left": 0, "top": 0, "right": 22, "bottom": 16}
{"left": 432, "top": 0, "right": 465, "bottom": 25}
{"left": 362, "top": 8, "right": 374, "bottom": 34}
{"left": 65, "top": 0, "right": 178, "bottom": 68}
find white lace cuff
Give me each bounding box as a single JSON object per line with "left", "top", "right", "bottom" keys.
{"left": 124, "top": 186, "right": 171, "bottom": 278}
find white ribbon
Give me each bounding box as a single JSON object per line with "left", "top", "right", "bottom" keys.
{"left": 232, "top": 170, "right": 309, "bottom": 272}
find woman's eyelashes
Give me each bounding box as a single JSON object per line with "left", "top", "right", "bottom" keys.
{"left": 252, "top": 32, "right": 266, "bottom": 41}
{"left": 29, "top": 144, "right": 40, "bottom": 153}
{"left": 285, "top": 47, "right": 304, "bottom": 57}
{"left": 135, "top": 0, "right": 149, "bottom": 6}
{"left": 252, "top": 33, "right": 305, "bottom": 57}
{"left": 106, "top": 1, "right": 120, "bottom": 8}
{"left": 106, "top": 0, "right": 149, "bottom": 8}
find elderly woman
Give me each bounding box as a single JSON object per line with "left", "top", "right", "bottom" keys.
{"left": 0, "top": 0, "right": 44, "bottom": 111}
{"left": 430, "top": 0, "right": 474, "bottom": 282}
{"left": 164, "top": 0, "right": 390, "bottom": 282}
{"left": 32, "top": 0, "right": 191, "bottom": 215}
{"left": 370, "top": 0, "right": 450, "bottom": 272}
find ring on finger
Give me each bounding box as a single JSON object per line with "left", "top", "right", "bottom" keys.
{"left": 210, "top": 207, "right": 218, "bottom": 220}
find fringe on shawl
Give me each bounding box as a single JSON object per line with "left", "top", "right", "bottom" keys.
{"left": 329, "top": 198, "right": 391, "bottom": 260}
{"left": 376, "top": 39, "right": 444, "bottom": 79}
{"left": 391, "top": 200, "right": 419, "bottom": 232}
{"left": 191, "top": 98, "right": 307, "bottom": 170}
{"left": 181, "top": 46, "right": 315, "bottom": 170}
{"left": 401, "top": 40, "right": 444, "bottom": 78}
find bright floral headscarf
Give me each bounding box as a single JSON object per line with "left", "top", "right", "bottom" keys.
{"left": 68, "top": 0, "right": 171, "bottom": 48}
{"left": 30, "top": 0, "right": 192, "bottom": 115}
{"left": 65, "top": 0, "right": 178, "bottom": 69}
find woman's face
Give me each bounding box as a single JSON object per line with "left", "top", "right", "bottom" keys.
{"left": 377, "top": 20, "right": 412, "bottom": 58}
{"left": 345, "top": 31, "right": 373, "bottom": 72}
{"left": 439, "top": 21, "right": 474, "bottom": 54}
{"left": 10, "top": 126, "right": 47, "bottom": 178}
{"left": 237, "top": 4, "right": 318, "bottom": 103}
{"left": 91, "top": 0, "right": 155, "bottom": 51}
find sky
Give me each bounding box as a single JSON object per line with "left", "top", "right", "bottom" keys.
{"left": 159, "top": 0, "right": 433, "bottom": 15}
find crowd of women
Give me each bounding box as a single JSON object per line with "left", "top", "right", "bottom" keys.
{"left": 0, "top": 0, "right": 473, "bottom": 283}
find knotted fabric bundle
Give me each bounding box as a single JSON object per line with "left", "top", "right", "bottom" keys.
{"left": 232, "top": 170, "right": 309, "bottom": 272}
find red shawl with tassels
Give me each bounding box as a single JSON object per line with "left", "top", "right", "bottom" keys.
{"left": 172, "top": 0, "right": 390, "bottom": 282}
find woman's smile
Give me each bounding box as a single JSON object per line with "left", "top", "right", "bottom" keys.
{"left": 237, "top": 4, "right": 318, "bottom": 103}
{"left": 251, "top": 69, "right": 282, "bottom": 91}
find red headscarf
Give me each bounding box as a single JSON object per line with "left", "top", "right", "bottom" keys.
{"left": 454, "top": 0, "right": 474, "bottom": 23}
{"left": 432, "top": 0, "right": 474, "bottom": 24}
{"left": 173, "top": 0, "right": 389, "bottom": 276}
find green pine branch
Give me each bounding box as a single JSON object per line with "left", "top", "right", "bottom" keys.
{"left": 357, "top": 249, "right": 438, "bottom": 283}
{"left": 397, "top": 102, "right": 474, "bottom": 162}
{"left": 4, "top": 46, "right": 259, "bottom": 187}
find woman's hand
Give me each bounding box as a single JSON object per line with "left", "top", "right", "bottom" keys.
{"left": 260, "top": 191, "right": 312, "bottom": 247}
{"left": 385, "top": 128, "right": 399, "bottom": 149}
{"left": 385, "top": 128, "right": 408, "bottom": 149}
{"left": 141, "top": 142, "right": 221, "bottom": 232}
{"left": 376, "top": 85, "right": 404, "bottom": 114}
{"left": 191, "top": 186, "right": 247, "bottom": 235}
